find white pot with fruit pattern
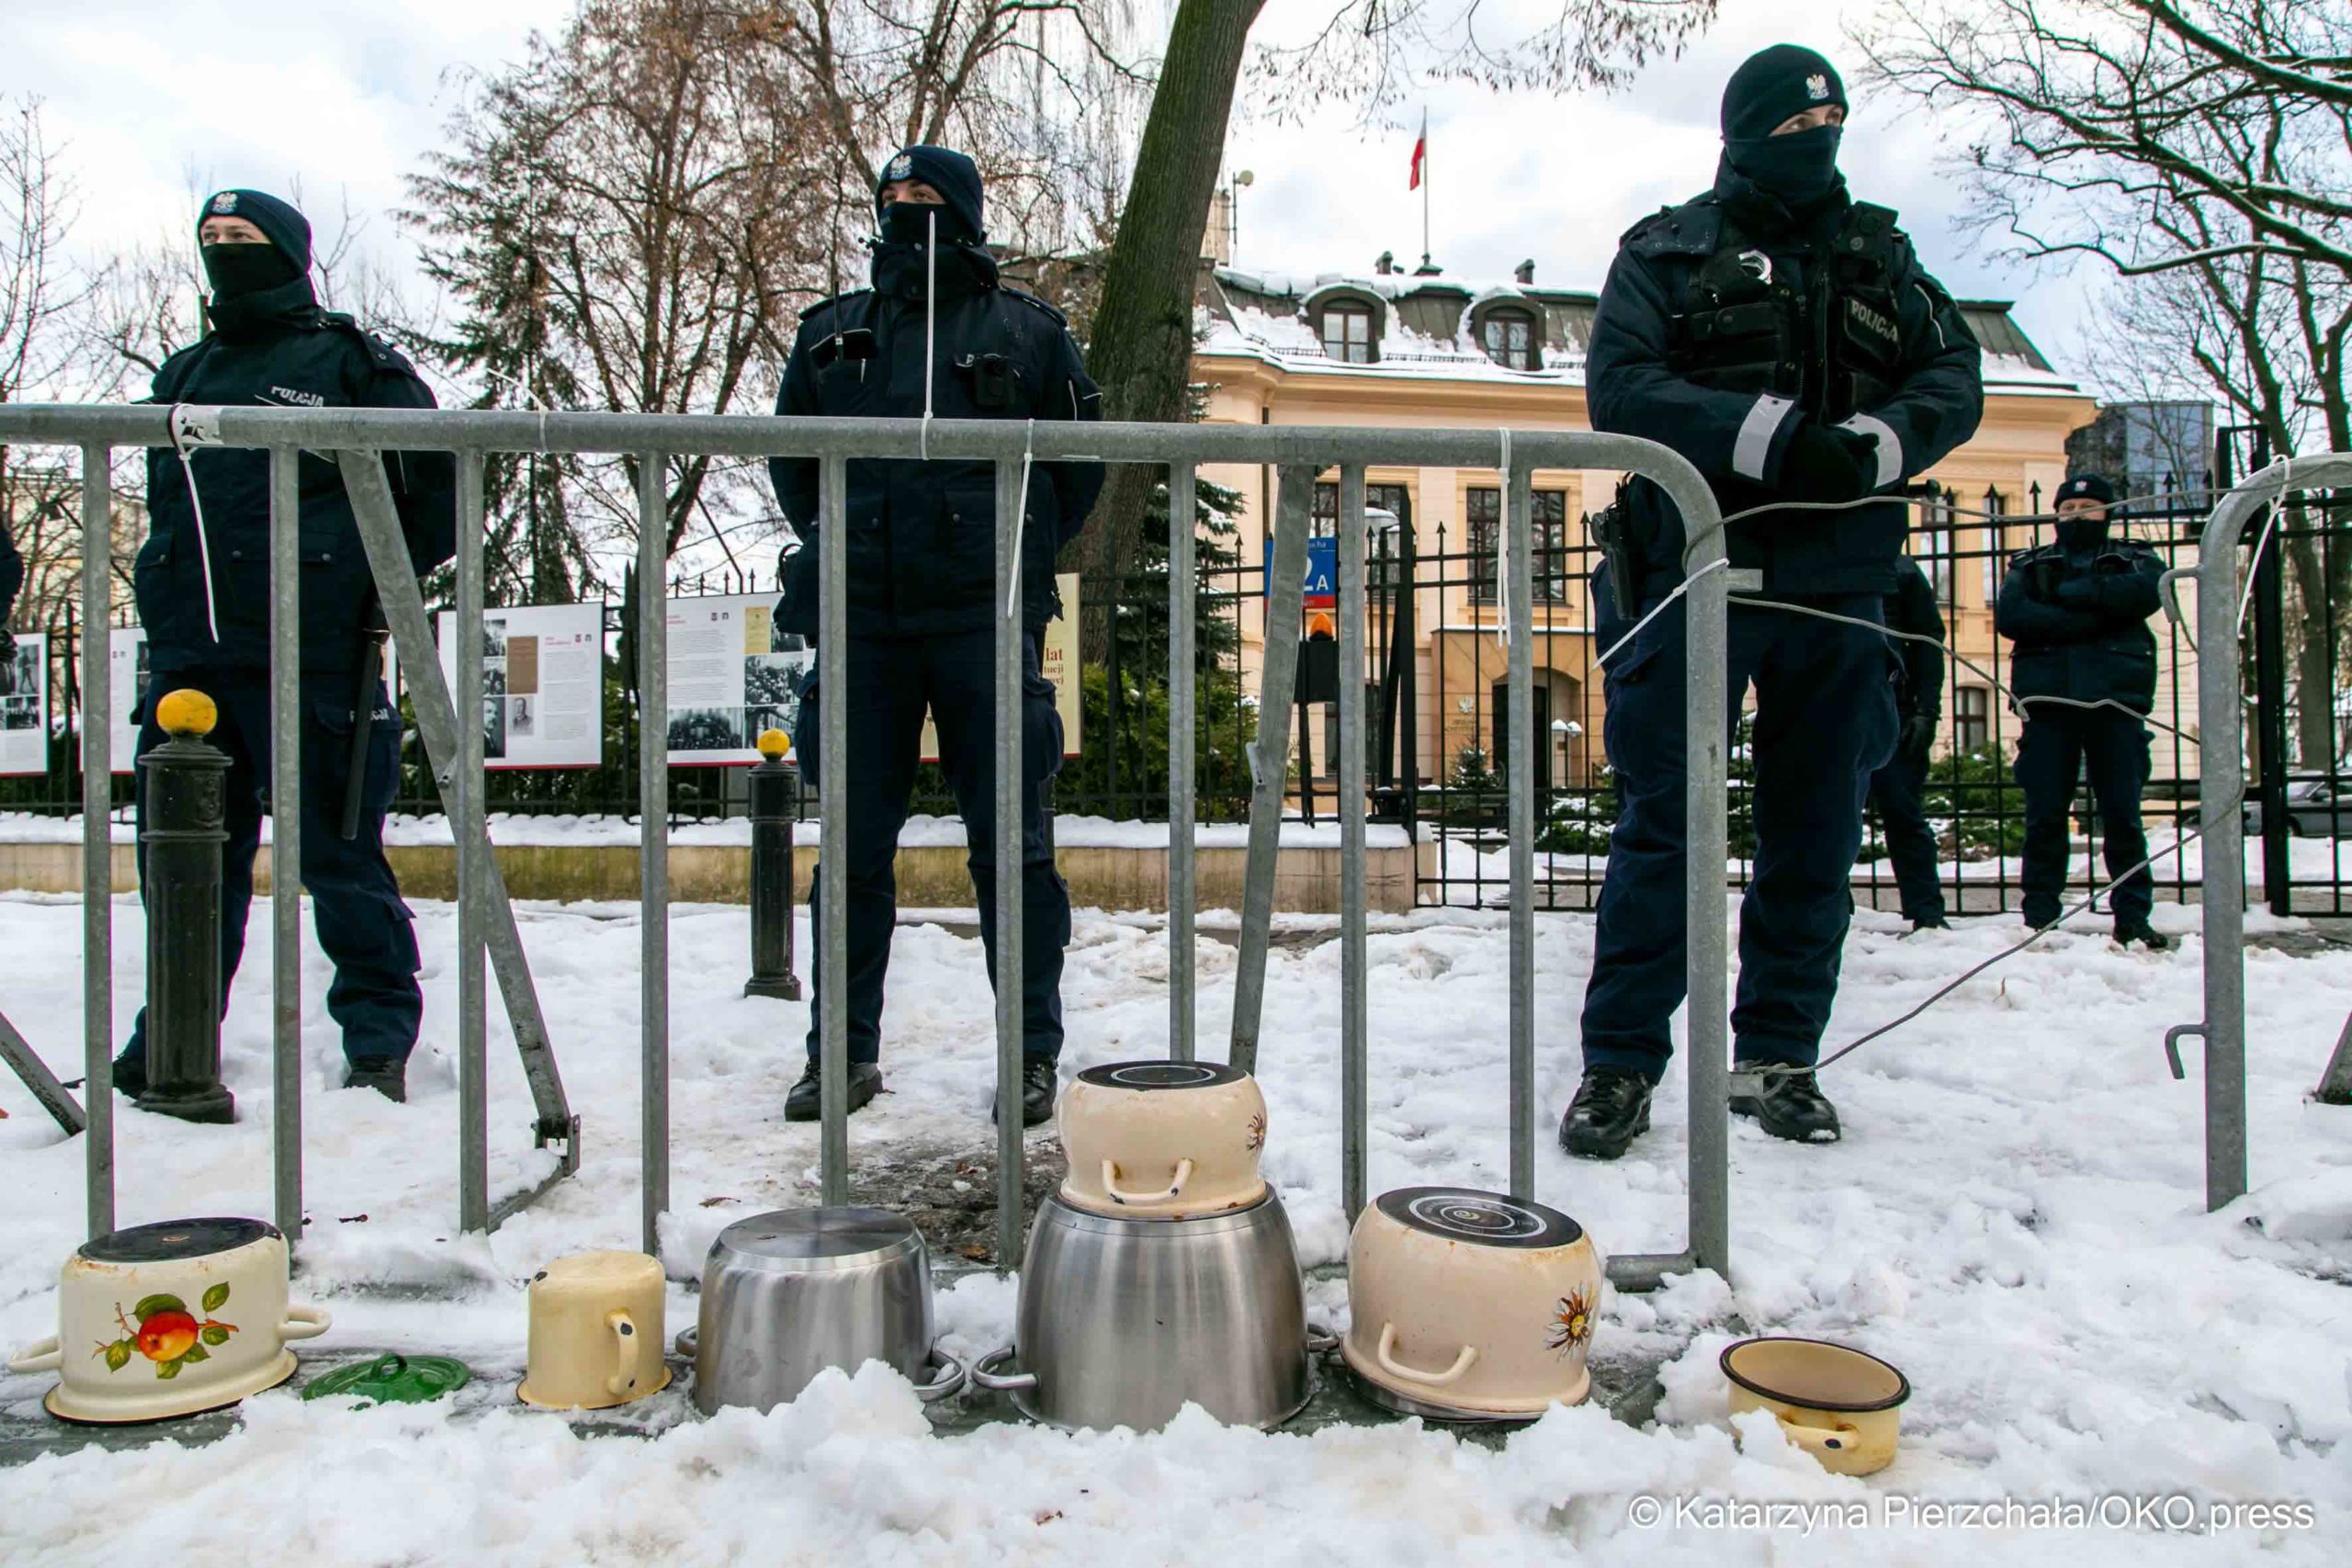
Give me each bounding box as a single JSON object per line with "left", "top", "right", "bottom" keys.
{"left": 5, "top": 1217, "right": 329, "bottom": 1424}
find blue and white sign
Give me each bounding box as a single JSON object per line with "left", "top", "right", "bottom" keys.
{"left": 1265, "top": 535, "right": 1339, "bottom": 610}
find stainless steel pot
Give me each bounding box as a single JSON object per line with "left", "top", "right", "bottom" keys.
{"left": 684, "top": 1207, "right": 964, "bottom": 1416}
{"left": 969, "top": 1190, "right": 1310, "bottom": 1432}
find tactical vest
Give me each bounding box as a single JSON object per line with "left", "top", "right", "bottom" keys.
{"left": 1667, "top": 201, "right": 1905, "bottom": 425}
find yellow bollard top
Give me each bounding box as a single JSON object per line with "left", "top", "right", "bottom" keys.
{"left": 755, "top": 728, "right": 792, "bottom": 761}
{"left": 155, "top": 689, "right": 219, "bottom": 739}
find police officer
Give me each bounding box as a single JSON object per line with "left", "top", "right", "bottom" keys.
{"left": 1996, "top": 472, "right": 2168, "bottom": 949}
{"left": 113, "top": 189, "right": 455, "bottom": 1107}
{"left": 1867, "top": 555, "right": 1950, "bottom": 932}
{"left": 769, "top": 146, "right": 1102, "bottom": 1127}
{"left": 0, "top": 516, "right": 19, "bottom": 697}
{"left": 1565, "top": 46, "right": 1984, "bottom": 1157}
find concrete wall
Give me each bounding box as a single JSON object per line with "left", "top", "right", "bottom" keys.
{"left": 0, "top": 840, "right": 1429, "bottom": 915}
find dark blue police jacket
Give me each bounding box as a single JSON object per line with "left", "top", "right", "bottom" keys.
{"left": 1995, "top": 535, "right": 2165, "bottom": 715}
{"left": 136, "top": 278, "right": 456, "bottom": 674}
{"left": 767, "top": 242, "right": 1103, "bottom": 638}
{"left": 1589, "top": 170, "right": 1984, "bottom": 599}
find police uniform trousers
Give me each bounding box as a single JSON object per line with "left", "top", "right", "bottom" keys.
{"left": 2013, "top": 706, "right": 2153, "bottom": 930}
{"left": 122, "top": 666, "right": 421, "bottom": 1068}
{"left": 1578, "top": 593, "right": 1897, "bottom": 1080}
{"left": 1866, "top": 747, "right": 1947, "bottom": 924}
{"left": 794, "top": 626, "right": 1071, "bottom": 1066}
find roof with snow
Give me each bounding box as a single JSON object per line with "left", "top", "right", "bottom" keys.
{"left": 1197, "top": 261, "right": 2080, "bottom": 397}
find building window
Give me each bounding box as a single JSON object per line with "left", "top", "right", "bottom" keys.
{"left": 1320, "top": 301, "right": 1375, "bottom": 364}
{"left": 1478, "top": 309, "right": 1540, "bottom": 371}
{"left": 1466, "top": 487, "right": 1568, "bottom": 604}
{"left": 1980, "top": 488, "right": 2008, "bottom": 603}
{"left": 1916, "top": 489, "right": 1958, "bottom": 601}
{"left": 1955, "top": 685, "right": 1991, "bottom": 753}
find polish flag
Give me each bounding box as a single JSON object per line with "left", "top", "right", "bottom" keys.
{"left": 1408, "top": 112, "right": 1427, "bottom": 189}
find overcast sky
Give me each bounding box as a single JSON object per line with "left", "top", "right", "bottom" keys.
{"left": 5, "top": 0, "right": 2101, "bottom": 385}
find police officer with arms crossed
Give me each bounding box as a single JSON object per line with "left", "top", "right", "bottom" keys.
{"left": 112, "top": 189, "right": 456, "bottom": 1107}
{"left": 1868, "top": 554, "right": 1951, "bottom": 933}
{"left": 1565, "top": 46, "right": 1984, "bottom": 1158}
{"left": 1995, "top": 472, "right": 2169, "bottom": 949}
{"left": 769, "top": 146, "right": 1103, "bottom": 1127}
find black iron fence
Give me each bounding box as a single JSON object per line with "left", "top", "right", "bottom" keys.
{"left": 9, "top": 476, "right": 2349, "bottom": 919}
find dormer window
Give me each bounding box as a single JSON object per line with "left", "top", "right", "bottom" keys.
{"left": 1320, "top": 300, "right": 1376, "bottom": 364}
{"left": 1478, "top": 307, "right": 1540, "bottom": 370}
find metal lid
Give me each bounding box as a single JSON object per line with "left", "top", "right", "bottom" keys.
{"left": 1374, "top": 1187, "right": 1582, "bottom": 1249}
{"left": 80, "top": 1217, "right": 278, "bottom": 1264}
{"left": 707, "top": 1206, "right": 924, "bottom": 1273}
{"left": 301, "top": 1353, "right": 472, "bottom": 1407}
{"left": 1074, "top": 1061, "right": 1247, "bottom": 1091}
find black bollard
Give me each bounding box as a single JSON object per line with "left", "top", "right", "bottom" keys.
{"left": 138, "top": 689, "right": 235, "bottom": 1123}
{"left": 743, "top": 727, "right": 803, "bottom": 1000}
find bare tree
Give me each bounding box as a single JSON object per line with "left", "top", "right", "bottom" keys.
{"left": 1858, "top": 0, "right": 2352, "bottom": 761}
{"left": 1070, "top": 0, "right": 1720, "bottom": 659}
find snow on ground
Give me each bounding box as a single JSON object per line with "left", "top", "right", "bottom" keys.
{"left": 2, "top": 889, "right": 2350, "bottom": 1563}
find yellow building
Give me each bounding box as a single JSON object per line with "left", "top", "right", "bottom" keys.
{"left": 1191, "top": 257, "right": 2110, "bottom": 790}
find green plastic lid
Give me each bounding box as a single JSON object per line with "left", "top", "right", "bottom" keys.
{"left": 301, "top": 1353, "right": 471, "bottom": 1406}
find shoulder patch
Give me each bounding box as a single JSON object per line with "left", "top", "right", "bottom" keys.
{"left": 319, "top": 312, "right": 415, "bottom": 373}
{"left": 1000, "top": 287, "right": 1069, "bottom": 326}
{"left": 797, "top": 288, "right": 871, "bottom": 322}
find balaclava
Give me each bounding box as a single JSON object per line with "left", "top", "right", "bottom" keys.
{"left": 874, "top": 145, "right": 985, "bottom": 247}
{"left": 196, "top": 188, "right": 311, "bottom": 299}
{"left": 2054, "top": 472, "right": 2119, "bottom": 552}
{"left": 1720, "top": 45, "right": 1849, "bottom": 206}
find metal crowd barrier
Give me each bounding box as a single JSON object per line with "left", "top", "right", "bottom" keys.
{"left": 0, "top": 404, "right": 1729, "bottom": 1291}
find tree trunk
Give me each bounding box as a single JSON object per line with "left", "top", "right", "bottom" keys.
{"left": 1068, "top": 0, "right": 1264, "bottom": 662}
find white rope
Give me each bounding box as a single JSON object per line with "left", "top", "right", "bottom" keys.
{"left": 1592, "top": 558, "right": 1731, "bottom": 670}
{"left": 167, "top": 403, "right": 224, "bottom": 646}
{"left": 1006, "top": 418, "right": 1035, "bottom": 618}
{"left": 1494, "top": 428, "right": 1512, "bottom": 648}
{"left": 2233, "top": 451, "right": 2294, "bottom": 631}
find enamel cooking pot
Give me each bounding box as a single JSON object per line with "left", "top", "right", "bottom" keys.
{"left": 1722, "top": 1337, "right": 1910, "bottom": 1476}
{"left": 1057, "top": 1060, "right": 1269, "bottom": 1219}
{"left": 5, "top": 1217, "right": 330, "bottom": 1425}
{"left": 1341, "top": 1187, "right": 1602, "bottom": 1420}
{"left": 682, "top": 1207, "right": 964, "bottom": 1416}
{"left": 971, "top": 1190, "right": 1311, "bottom": 1432}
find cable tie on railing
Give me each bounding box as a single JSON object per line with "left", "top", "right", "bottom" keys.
{"left": 167, "top": 404, "right": 224, "bottom": 647}
{"left": 1495, "top": 428, "right": 1513, "bottom": 648}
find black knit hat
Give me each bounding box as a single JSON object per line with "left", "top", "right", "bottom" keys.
{"left": 2057, "top": 472, "right": 2118, "bottom": 508}
{"left": 876, "top": 145, "right": 984, "bottom": 244}
{"left": 1720, "top": 45, "right": 1848, "bottom": 141}
{"left": 196, "top": 188, "right": 311, "bottom": 272}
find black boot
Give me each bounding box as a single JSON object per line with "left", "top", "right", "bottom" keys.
{"left": 1729, "top": 1066, "right": 1841, "bottom": 1144}
{"left": 784, "top": 1060, "right": 883, "bottom": 1122}
{"left": 1558, "top": 1068, "right": 1653, "bottom": 1161}
{"left": 1907, "top": 915, "right": 1951, "bottom": 934}
{"left": 108, "top": 1054, "right": 148, "bottom": 1099}
{"left": 992, "top": 1058, "right": 1057, "bottom": 1128}
{"left": 342, "top": 1058, "right": 408, "bottom": 1104}
{"left": 2113, "top": 919, "right": 2171, "bottom": 952}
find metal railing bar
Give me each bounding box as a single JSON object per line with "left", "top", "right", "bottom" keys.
{"left": 268, "top": 446, "right": 304, "bottom": 1242}
{"left": 79, "top": 442, "right": 113, "bottom": 1236}
{"left": 1168, "top": 459, "right": 1198, "bottom": 1066}
{"left": 993, "top": 456, "right": 1025, "bottom": 1265}
{"left": 1504, "top": 457, "right": 1535, "bottom": 1201}
{"left": 637, "top": 452, "right": 671, "bottom": 1257}
{"left": 1230, "top": 466, "right": 1314, "bottom": 1075}
{"left": 455, "top": 452, "right": 489, "bottom": 1234}
{"left": 1338, "top": 463, "right": 1369, "bottom": 1225}
{"left": 817, "top": 455, "right": 851, "bottom": 1208}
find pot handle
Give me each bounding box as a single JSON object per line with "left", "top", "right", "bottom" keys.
{"left": 912, "top": 1348, "right": 968, "bottom": 1404}
{"left": 6, "top": 1336, "right": 62, "bottom": 1374}
{"left": 673, "top": 1326, "right": 699, "bottom": 1360}
{"left": 1305, "top": 1323, "right": 1340, "bottom": 1355}
{"left": 605, "top": 1309, "right": 644, "bottom": 1397}
{"left": 1774, "top": 1412, "right": 1862, "bottom": 1462}
{"left": 1374, "top": 1323, "right": 1478, "bottom": 1389}
{"left": 967, "top": 1344, "right": 1037, "bottom": 1394}
{"left": 278, "top": 1304, "right": 333, "bottom": 1343}
{"left": 1101, "top": 1157, "right": 1194, "bottom": 1206}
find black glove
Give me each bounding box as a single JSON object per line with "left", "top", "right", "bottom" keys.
{"left": 1776, "top": 423, "right": 1877, "bottom": 505}
{"left": 2028, "top": 558, "right": 2066, "bottom": 602}
{"left": 1897, "top": 713, "right": 1936, "bottom": 762}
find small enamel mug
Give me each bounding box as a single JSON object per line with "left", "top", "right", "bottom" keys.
{"left": 518, "top": 1251, "right": 671, "bottom": 1411}
{"left": 1721, "top": 1337, "right": 1910, "bottom": 1477}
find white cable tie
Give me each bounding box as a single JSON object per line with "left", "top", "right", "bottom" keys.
{"left": 1006, "top": 420, "right": 1035, "bottom": 618}
{"left": 1594, "top": 558, "right": 1730, "bottom": 669}
{"left": 1495, "top": 428, "right": 1512, "bottom": 648}
{"left": 168, "top": 403, "right": 224, "bottom": 646}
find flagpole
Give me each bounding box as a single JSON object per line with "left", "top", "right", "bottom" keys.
{"left": 1420, "top": 109, "right": 1430, "bottom": 268}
